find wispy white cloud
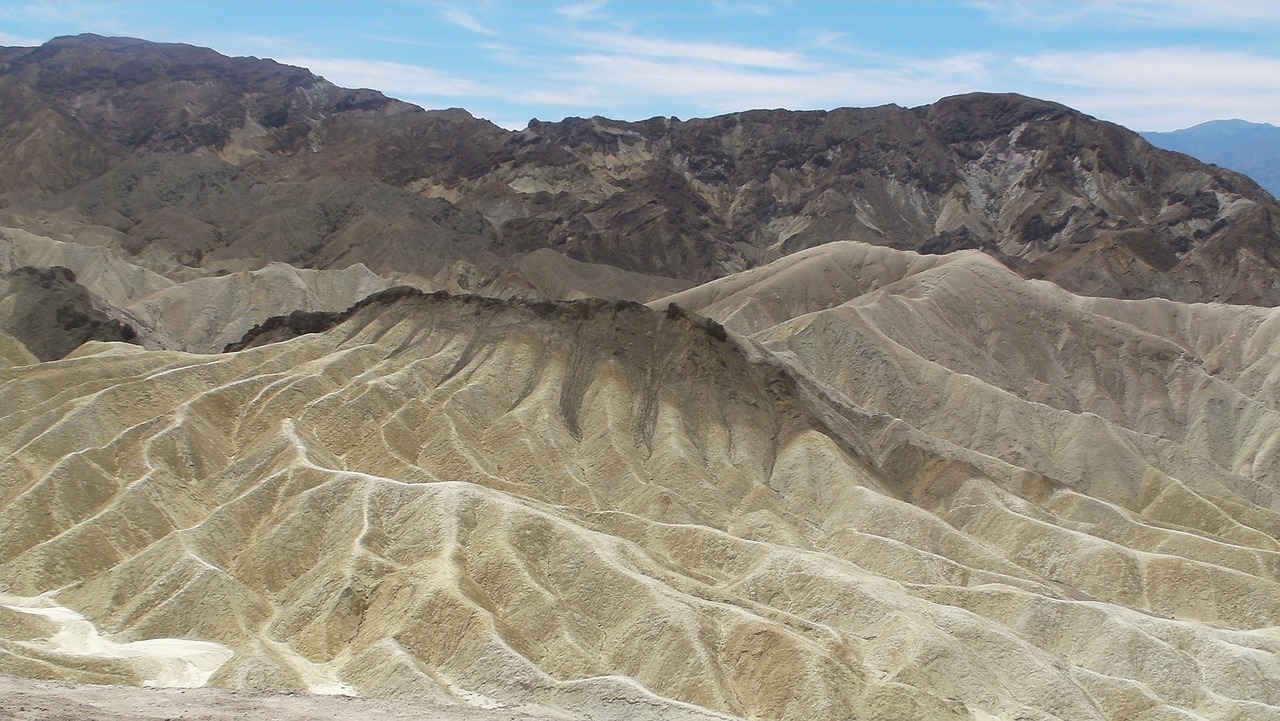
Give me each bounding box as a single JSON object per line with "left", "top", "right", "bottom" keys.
{"left": 9, "top": 0, "right": 1278, "bottom": 130}
{"left": 207, "top": 33, "right": 310, "bottom": 59}
{"left": 13, "top": 0, "right": 131, "bottom": 36}
{"left": 1007, "top": 48, "right": 1280, "bottom": 129}
{"left": 506, "top": 31, "right": 1280, "bottom": 130}
{"left": 518, "top": 87, "right": 607, "bottom": 108}
{"left": 483, "top": 115, "right": 532, "bottom": 131}
{"left": 971, "top": 0, "right": 1280, "bottom": 29}
{"left": 812, "top": 30, "right": 844, "bottom": 50}
{"left": 1013, "top": 48, "right": 1280, "bottom": 91}
{"left": 0, "top": 30, "right": 46, "bottom": 46}
{"left": 542, "top": 52, "right": 974, "bottom": 117}
{"left": 900, "top": 52, "right": 998, "bottom": 82}
{"left": 478, "top": 41, "right": 528, "bottom": 66}
{"left": 711, "top": 0, "right": 779, "bottom": 17}
{"left": 8, "top": 1, "right": 307, "bottom": 63}
{"left": 556, "top": 0, "right": 607, "bottom": 21}
{"left": 509, "top": 25, "right": 1001, "bottom": 119}
{"left": 15, "top": 1, "right": 99, "bottom": 25}
{"left": 441, "top": 8, "right": 495, "bottom": 36}
{"left": 281, "top": 56, "right": 481, "bottom": 98}
{"left": 573, "top": 32, "right": 809, "bottom": 70}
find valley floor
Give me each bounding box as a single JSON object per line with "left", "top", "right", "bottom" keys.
{"left": 0, "top": 676, "right": 575, "bottom": 721}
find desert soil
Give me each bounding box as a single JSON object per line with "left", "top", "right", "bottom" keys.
{"left": 0, "top": 676, "right": 573, "bottom": 721}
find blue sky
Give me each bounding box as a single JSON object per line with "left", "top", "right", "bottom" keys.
{"left": 4, "top": 1, "right": 1280, "bottom": 131}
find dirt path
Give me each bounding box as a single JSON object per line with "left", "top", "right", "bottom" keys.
{"left": 0, "top": 676, "right": 576, "bottom": 721}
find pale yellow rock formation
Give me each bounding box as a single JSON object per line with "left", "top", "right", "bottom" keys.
{"left": 1, "top": 225, "right": 400, "bottom": 353}
{"left": 2, "top": 225, "right": 690, "bottom": 354}
{"left": 2, "top": 243, "right": 1279, "bottom": 720}
{"left": 0, "top": 331, "right": 39, "bottom": 368}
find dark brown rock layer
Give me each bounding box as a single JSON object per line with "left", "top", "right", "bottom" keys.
{"left": 4, "top": 34, "right": 1280, "bottom": 304}
{"left": 0, "top": 266, "right": 138, "bottom": 360}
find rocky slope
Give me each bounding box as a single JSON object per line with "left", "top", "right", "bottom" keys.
{"left": 0, "top": 218, "right": 688, "bottom": 354}
{"left": 0, "top": 265, "right": 138, "bottom": 360}
{"left": 3, "top": 35, "right": 1280, "bottom": 304}
{"left": 3, "top": 243, "right": 1278, "bottom": 720}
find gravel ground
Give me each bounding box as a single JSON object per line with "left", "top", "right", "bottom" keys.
{"left": 0, "top": 677, "right": 576, "bottom": 721}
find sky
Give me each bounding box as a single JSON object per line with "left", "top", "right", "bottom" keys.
{"left": 4, "top": 1, "right": 1280, "bottom": 132}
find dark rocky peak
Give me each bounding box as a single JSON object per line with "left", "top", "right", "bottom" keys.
{"left": 519, "top": 116, "right": 652, "bottom": 155}
{"left": 3, "top": 36, "right": 1280, "bottom": 306}
{"left": 6, "top": 34, "right": 308, "bottom": 93}
{"left": 369, "top": 108, "right": 510, "bottom": 186}
{"left": 424, "top": 107, "right": 485, "bottom": 123}
{"left": 0, "top": 34, "right": 414, "bottom": 153}
{"left": 921, "top": 92, "right": 1081, "bottom": 143}
{"left": 0, "top": 46, "right": 29, "bottom": 64}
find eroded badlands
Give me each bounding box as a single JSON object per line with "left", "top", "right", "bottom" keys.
{"left": 2, "top": 243, "right": 1279, "bottom": 721}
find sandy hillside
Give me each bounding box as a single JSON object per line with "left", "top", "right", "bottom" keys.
{"left": 1, "top": 223, "right": 691, "bottom": 355}
{"left": 2, "top": 242, "right": 1279, "bottom": 720}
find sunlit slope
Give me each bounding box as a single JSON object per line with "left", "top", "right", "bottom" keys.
{"left": 674, "top": 245, "right": 1280, "bottom": 618}
{"left": 2, "top": 224, "right": 692, "bottom": 355}
{"left": 3, "top": 281, "right": 1279, "bottom": 720}
{"left": 0, "top": 330, "right": 38, "bottom": 367}
{"left": 651, "top": 241, "right": 959, "bottom": 334}
{"left": 1, "top": 225, "right": 399, "bottom": 353}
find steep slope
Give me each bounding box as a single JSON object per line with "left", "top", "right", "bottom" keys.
{"left": 3, "top": 268, "right": 1278, "bottom": 720}
{"left": 4, "top": 35, "right": 1280, "bottom": 304}
{"left": 1, "top": 221, "right": 691, "bottom": 354}
{"left": 485, "top": 249, "right": 693, "bottom": 302}
{"left": 0, "top": 330, "right": 39, "bottom": 368}
{"left": 475, "top": 98, "right": 1280, "bottom": 300}
{"left": 652, "top": 241, "right": 959, "bottom": 334}
{"left": 0, "top": 224, "right": 401, "bottom": 353}
{"left": 0, "top": 265, "right": 138, "bottom": 360}
{"left": 668, "top": 245, "right": 1280, "bottom": 516}
{"left": 0, "top": 34, "right": 509, "bottom": 277}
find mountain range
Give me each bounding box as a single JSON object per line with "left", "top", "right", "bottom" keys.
{"left": 2, "top": 34, "right": 1280, "bottom": 721}
{"left": 4, "top": 35, "right": 1280, "bottom": 307}
{"left": 1144, "top": 119, "right": 1280, "bottom": 200}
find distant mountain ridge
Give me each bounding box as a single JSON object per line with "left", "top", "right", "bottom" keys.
{"left": 1143, "top": 119, "right": 1280, "bottom": 199}
{"left": 2, "top": 34, "right": 1280, "bottom": 306}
